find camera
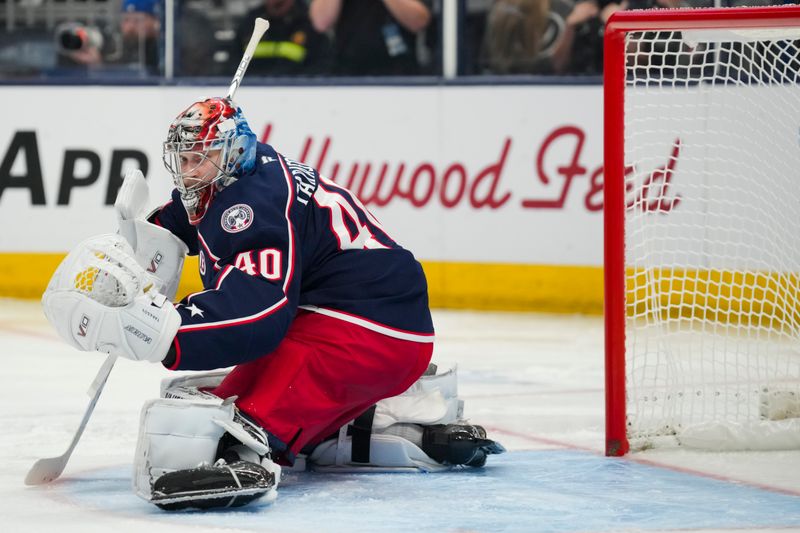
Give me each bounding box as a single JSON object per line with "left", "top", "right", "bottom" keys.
{"left": 55, "top": 23, "right": 104, "bottom": 53}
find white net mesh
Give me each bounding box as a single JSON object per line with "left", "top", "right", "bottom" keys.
{"left": 623, "top": 25, "right": 800, "bottom": 449}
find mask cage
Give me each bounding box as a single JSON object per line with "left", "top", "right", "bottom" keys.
{"left": 162, "top": 136, "right": 234, "bottom": 196}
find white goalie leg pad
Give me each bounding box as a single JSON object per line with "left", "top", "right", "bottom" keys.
{"left": 133, "top": 398, "right": 228, "bottom": 501}
{"left": 309, "top": 365, "right": 463, "bottom": 472}
{"left": 159, "top": 369, "right": 232, "bottom": 399}
{"left": 133, "top": 397, "right": 280, "bottom": 502}
{"left": 310, "top": 430, "right": 450, "bottom": 473}
{"left": 373, "top": 365, "right": 463, "bottom": 430}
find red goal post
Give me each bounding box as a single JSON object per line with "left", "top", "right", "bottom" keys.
{"left": 604, "top": 6, "right": 800, "bottom": 457}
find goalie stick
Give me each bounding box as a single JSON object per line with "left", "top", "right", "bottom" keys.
{"left": 24, "top": 18, "right": 271, "bottom": 487}
{"left": 227, "top": 18, "right": 270, "bottom": 100}
{"left": 24, "top": 355, "right": 117, "bottom": 486}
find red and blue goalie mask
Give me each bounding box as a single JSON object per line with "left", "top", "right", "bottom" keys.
{"left": 162, "top": 97, "right": 257, "bottom": 225}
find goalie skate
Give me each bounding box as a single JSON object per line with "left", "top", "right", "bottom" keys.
{"left": 151, "top": 460, "right": 276, "bottom": 511}
{"left": 422, "top": 424, "right": 506, "bottom": 467}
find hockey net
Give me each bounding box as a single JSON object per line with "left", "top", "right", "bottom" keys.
{"left": 604, "top": 6, "right": 800, "bottom": 455}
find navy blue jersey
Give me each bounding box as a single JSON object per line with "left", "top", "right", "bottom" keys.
{"left": 151, "top": 143, "right": 434, "bottom": 370}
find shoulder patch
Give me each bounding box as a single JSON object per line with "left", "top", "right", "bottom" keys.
{"left": 221, "top": 204, "right": 255, "bottom": 233}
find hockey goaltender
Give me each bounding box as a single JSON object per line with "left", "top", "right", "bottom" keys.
{"left": 38, "top": 90, "right": 503, "bottom": 510}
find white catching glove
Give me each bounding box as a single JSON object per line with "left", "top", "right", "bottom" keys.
{"left": 115, "top": 169, "right": 188, "bottom": 301}
{"left": 42, "top": 234, "right": 181, "bottom": 363}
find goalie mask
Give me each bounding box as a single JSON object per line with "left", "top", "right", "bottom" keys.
{"left": 162, "top": 97, "right": 256, "bottom": 225}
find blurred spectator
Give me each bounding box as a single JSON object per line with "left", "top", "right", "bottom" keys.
{"left": 59, "top": 0, "right": 160, "bottom": 76}
{"left": 177, "top": 4, "right": 220, "bottom": 76}
{"left": 116, "top": 0, "right": 161, "bottom": 69}
{"left": 457, "top": 0, "right": 492, "bottom": 75}
{"left": 309, "top": 0, "right": 432, "bottom": 76}
{"left": 235, "top": 0, "right": 331, "bottom": 76}
{"left": 554, "top": 0, "right": 615, "bottom": 75}
{"left": 481, "top": 0, "right": 550, "bottom": 74}
{"left": 481, "top": 0, "right": 627, "bottom": 75}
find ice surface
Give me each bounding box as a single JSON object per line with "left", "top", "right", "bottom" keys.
{"left": 1, "top": 299, "right": 798, "bottom": 532}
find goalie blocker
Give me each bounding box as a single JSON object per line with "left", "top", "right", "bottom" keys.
{"left": 115, "top": 169, "right": 189, "bottom": 302}
{"left": 134, "top": 365, "right": 504, "bottom": 510}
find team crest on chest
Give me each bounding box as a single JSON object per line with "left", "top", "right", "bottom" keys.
{"left": 221, "top": 204, "right": 254, "bottom": 233}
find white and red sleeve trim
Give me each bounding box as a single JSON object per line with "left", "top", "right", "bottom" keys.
{"left": 277, "top": 154, "right": 296, "bottom": 294}
{"left": 197, "top": 231, "right": 222, "bottom": 271}
{"left": 179, "top": 296, "right": 289, "bottom": 332}
{"left": 149, "top": 199, "right": 173, "bottom": 227}
{"left": 166, "top": 336, "right": 183, "bottom": 370}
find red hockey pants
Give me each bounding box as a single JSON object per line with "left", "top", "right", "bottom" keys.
{"left": 213, "top": 310, "right": 433, "bottom": 459}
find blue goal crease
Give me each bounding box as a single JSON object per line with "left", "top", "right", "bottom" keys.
{"left": 52, "top": 450, "right": 800, "bottom": 533}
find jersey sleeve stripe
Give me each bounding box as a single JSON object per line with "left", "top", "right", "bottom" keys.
{"left": 277, "top": 154, "right": 296, "bottom": 294}
{"left": 178, "top": 265, "right": 232, "bottom": 312}
{"left": 186, "top": 289, "right": 213, "bottom": 302}
{"left": 197, "top": 230, "right": 222, "bottom": 271}
{"left": 298, "top": 305, "right": 435, "bottom": 343}
{"left": 167, "top": 336, "right": 182, "bottom": 370}
{"left": 214, "top": 265, "right": 235, "bottom": 290}
{"left": 179, "top": 296, "right": 289, "bottom": 332}
{"left": 149, "top": 199, "right": 173, "bottom": 227}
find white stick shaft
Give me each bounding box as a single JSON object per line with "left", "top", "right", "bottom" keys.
{"left": 24, "top": 354, "right": 117, "bottom": 486}
{"left": 226, "top": 17, "right": 270, "bottom": 100}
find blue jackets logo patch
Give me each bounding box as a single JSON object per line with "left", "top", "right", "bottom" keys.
{"left": 221, "top": 204, "right": 254, "bottom": 233}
